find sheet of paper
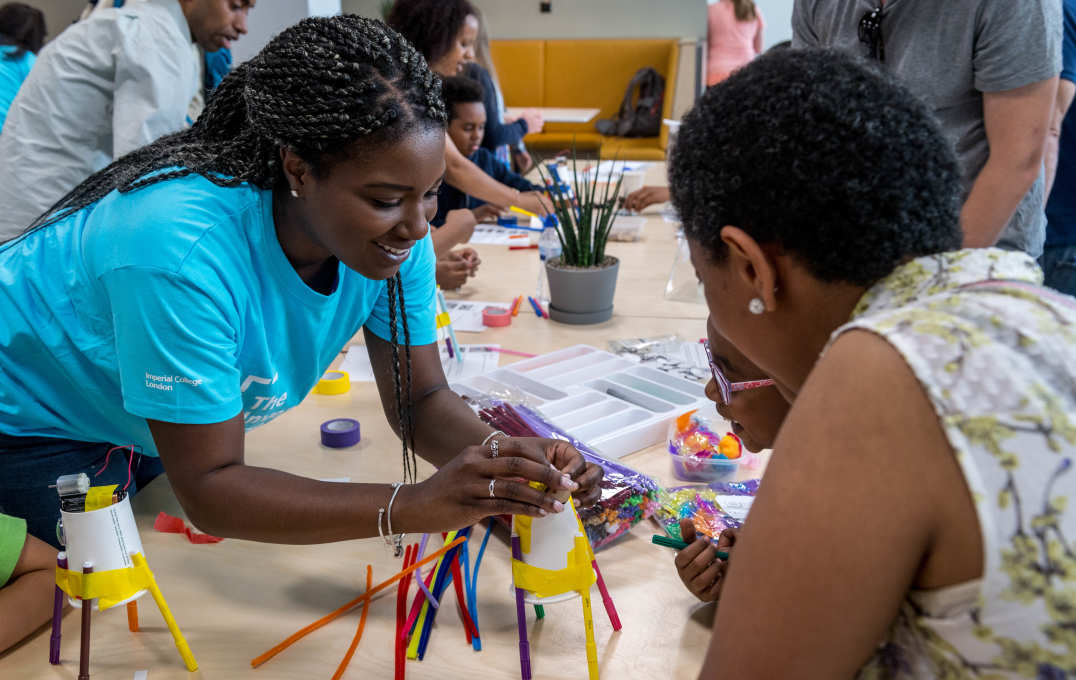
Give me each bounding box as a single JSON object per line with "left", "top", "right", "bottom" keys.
{"left": 561, "top": 160, "right": 654, "bottom": 185}
{"left": 714, "top": 495, "right": 755, "bottom": 523}
{"left": 614, "top": 340, "right": 711, "bottom": 383}
{"left": 468, "top": 224, "right": 533, "bottom": 246}
{"left": 340, "top": 344, "right": 502, "bottom": 382}
{"left": 444, "top": 299, "right": 504, "bottom": 333}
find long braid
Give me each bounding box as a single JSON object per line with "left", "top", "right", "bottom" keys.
{"left": 385, "top": 276, "right": 413, "bottom": 483}
{"left": 395, "top": 272, "right": 417, "bottom": 485}
{"left": 24, "top": 15, "right": 447, "bottom": 232}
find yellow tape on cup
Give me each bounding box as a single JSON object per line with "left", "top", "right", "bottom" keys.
{"left": 313, "top": 370, "right": 350, "bottom": 395}
{"left": 85, "top": 485, "right": 119, "bottom": 511}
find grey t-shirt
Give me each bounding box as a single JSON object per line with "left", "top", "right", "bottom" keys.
{"left": 793, "top": 0, "right": 1062, "bottom": 257}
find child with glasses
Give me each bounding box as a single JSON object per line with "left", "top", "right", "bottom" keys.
{"left": 673, "top": 317, "right": 789, "bottom": 602}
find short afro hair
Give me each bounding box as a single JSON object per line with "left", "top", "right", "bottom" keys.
{"left": 386, "top": 0, "right": 476, "bottom": 65}
{"left": 670, "top": 48, "right": 962, "bottom": 287}
{"left": 441, "top": 75, "right": 484, "bottom": 120}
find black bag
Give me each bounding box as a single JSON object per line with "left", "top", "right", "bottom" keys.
{"left": 595, "top": 67, "right": 665, "bottom": 138}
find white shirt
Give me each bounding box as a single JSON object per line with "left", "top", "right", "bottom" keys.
{"left": 0, "top": 0, "right": 198, "bottom": 240}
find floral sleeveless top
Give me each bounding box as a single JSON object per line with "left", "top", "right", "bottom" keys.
{"left": 830, "top": 249, "right": 1076, "bottom": 679}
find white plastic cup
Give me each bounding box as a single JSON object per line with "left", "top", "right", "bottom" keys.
{"left": 60, "top": 495, "right": 147, "bottom": 609}
{"left": 514, "top": 500, "right": 595, "bottom": 604}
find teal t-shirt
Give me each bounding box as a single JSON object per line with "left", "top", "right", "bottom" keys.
{"left": 0, "top": 513, "right": 27, "bottom": 587}
{"left": 0, "top": 174, "right": 437, "bottom": 454}
{"left": 0, "top": 45, "right": 34, "bottom": 131}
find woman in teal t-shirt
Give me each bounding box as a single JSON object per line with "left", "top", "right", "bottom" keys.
{"left": 0, "top": 15, "right": 601, "bottom": 550}
{"left": 0, "top": 3, "right": 44, "bottom": 130}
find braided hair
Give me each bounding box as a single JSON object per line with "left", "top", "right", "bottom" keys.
{"left": 30, "top": 14, "right": 446, "bottom": 482}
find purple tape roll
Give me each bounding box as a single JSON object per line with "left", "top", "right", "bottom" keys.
{"left": 320, "top": 418, "right": 360, "bottom": 448}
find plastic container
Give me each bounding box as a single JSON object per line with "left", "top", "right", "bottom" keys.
{"left": 669, "top": 450, "right": 748, "bottom": 482}
{"left": 608, "top": 215, "right": 646, "bottom": 242}
{"left": 452, "top": 344, "right": 710, "bottom": 458}
{"left": 667, "top": 410, "right": 752, "bottom": 482}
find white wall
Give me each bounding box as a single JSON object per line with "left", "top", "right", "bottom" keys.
{"left": 27, "top": 0, "right": 86, "bottom": 41}
{"left": 231, "top": 0, "right": 341, "bottom": 64}
{"left": 343, "top": 0, "right": 708, "bottom": 39}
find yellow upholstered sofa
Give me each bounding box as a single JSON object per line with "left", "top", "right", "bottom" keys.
{"left": 489, "top": 38, "right": 679, "bottom": 161}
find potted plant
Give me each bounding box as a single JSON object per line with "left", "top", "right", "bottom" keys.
{"left": 537, "top": 151, "right": 624, "bottom": 324}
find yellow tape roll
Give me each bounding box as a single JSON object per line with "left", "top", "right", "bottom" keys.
{"left": 313, "top": 370, "right": 350, "bottom": 395}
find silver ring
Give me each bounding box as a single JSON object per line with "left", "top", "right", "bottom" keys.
{"left": 490, "top": 437, "right": 500, "bottom": 458}
{"left": 488, "top": 479, "right": 496, "bottom": 498}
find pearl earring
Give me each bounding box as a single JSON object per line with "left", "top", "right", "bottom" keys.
{"left": 749, "top": 298, "right": 765, "bottom": 315}
{"left": 290, "top": 189, "right": 299, "bottom": 198}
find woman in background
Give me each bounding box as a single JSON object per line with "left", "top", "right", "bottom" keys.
{"left": 0, "top": 2, "right": 44, "bottom": 130}
{"left": 706, "top": 0, "right": 763, "bottom": 86}
{"left": 464, "top": 9, "right": 542, "bottom": 174}
{"left": 387, "top": 0, "right": 548, "bottom": 216}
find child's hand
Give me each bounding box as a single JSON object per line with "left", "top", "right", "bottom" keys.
{"left": 623, "top": 186, "right": 670, "bottom": 213}
{"left": 674, "top": 519, "right": 737, "bottom": 602}
{"left": 471, "top": 204, "right": 502, "bottom": 223}
{"left": 457, "top": 247, "right": 481, "bottom": 274}
{"left": 436, "top": 250, "right": 472, "bottom": 290}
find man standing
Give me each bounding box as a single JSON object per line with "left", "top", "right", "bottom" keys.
{"left": 793, "top": 1, "right": 1061, "bottom": 257}
{"left": 0, "top": 0, "right": 252, "bottom": 241}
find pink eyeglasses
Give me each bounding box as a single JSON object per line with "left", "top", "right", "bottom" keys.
{"left": 703, "top": 341, "right": 775, "bottom": 405}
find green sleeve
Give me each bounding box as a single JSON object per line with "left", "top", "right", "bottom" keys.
{"left": 0, "top": 513, "right": 28, "bottom": 587}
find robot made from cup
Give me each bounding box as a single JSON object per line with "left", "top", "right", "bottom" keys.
{"left": 49, "top": 474, "right": 197, "bottom": 673}
{"left": 510, "top": 483, "right": 620, "bottom": 680}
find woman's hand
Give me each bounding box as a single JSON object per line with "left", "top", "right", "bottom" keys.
{"left": 406, "top": 440, "right": 582, "bottom": 532}
{"left": 674, "top": 519, "right": 736, "bottom": 602}
{"left": 516, "top": 191, "right": 552, "bottom": 216}
{"left": 501, "top": 437, "right": 603, "bottom": 507}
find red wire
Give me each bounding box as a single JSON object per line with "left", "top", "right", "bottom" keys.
{"left": 94, "top": 444, "right": 136, "bottom": 491}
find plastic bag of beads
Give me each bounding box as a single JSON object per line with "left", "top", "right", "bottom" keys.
{"left": 653, "top": 479, "right": 761, "bottom": 543}
{"left": 667, "top": 409, "right": 759, "bottom": 482}
{"left": 478, "top": 401, "right": 661, "bottom": 550}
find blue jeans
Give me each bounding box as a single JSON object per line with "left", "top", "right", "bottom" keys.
{"left": 0, "top": 433, "right": 164, "bottom": 548}
{"left": 1040, "top": 244, "right": 1076, "bottom": 297}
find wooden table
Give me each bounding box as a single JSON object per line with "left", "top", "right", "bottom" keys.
{"left": 0, "top": 169, "right": 758, "bottom": 680}
{"left": 506, "top": 107, "right": 601, "bottom": 124}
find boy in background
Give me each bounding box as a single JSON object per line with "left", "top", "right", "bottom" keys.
{"left": 433, "top": 75, "right": 545, "bottom": 289}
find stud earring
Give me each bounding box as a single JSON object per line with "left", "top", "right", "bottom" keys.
{"left": 290, "top": 189, "right": 299, "bottom": 198}
{"left": 749, "top": 298, "right": 765, "bottom": 315}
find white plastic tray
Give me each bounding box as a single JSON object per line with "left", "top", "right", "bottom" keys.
{"left": 452, "top": 345, "right": 711, "bottom": 459}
